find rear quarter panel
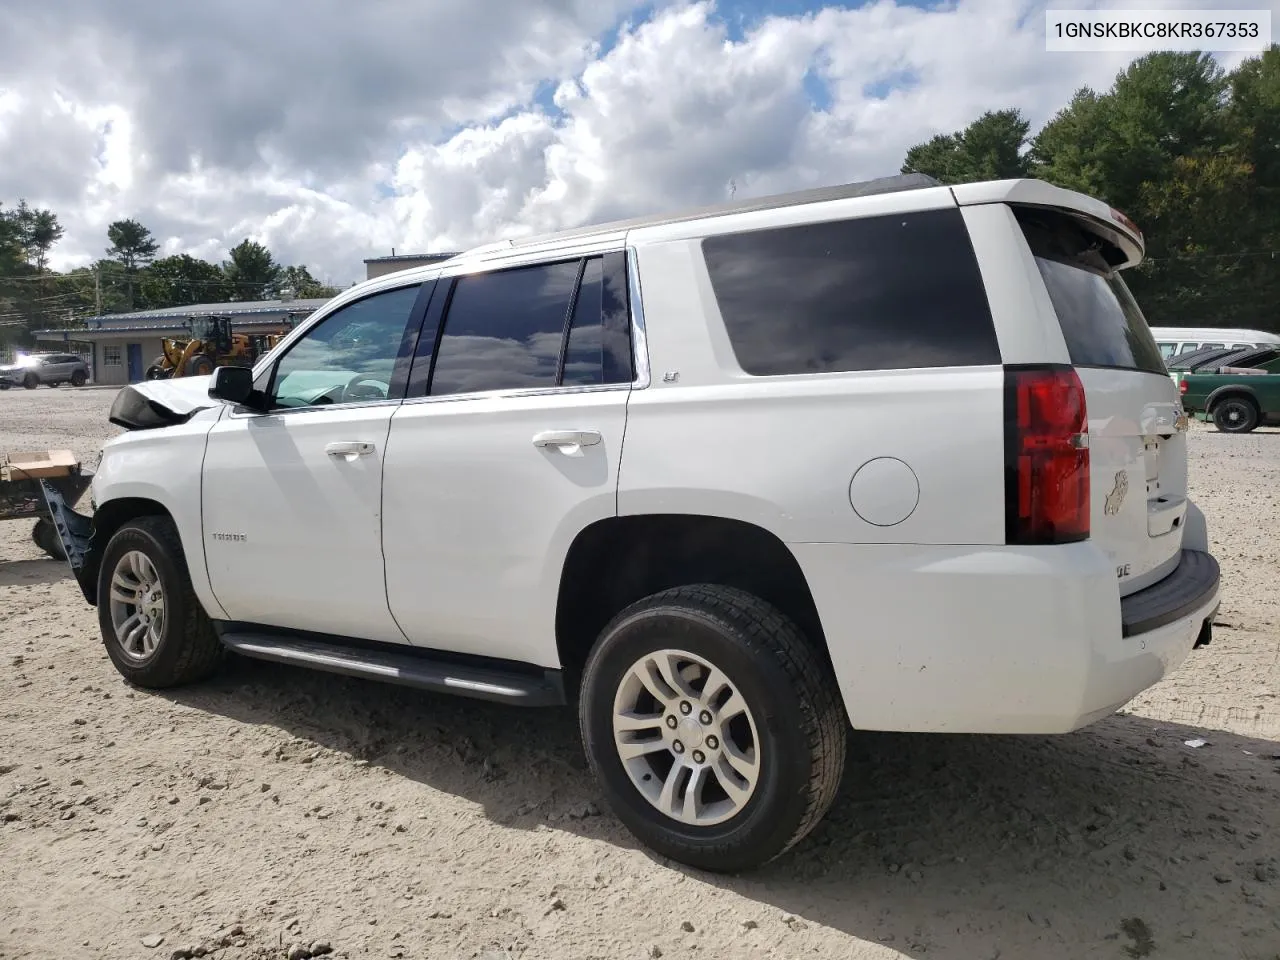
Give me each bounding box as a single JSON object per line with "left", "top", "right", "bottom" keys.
{"left": 1182, "top": 373, "right": 1280, "bottom": 414}
{"left": 619, "top": 193, "right": 1009, "bottom": 547}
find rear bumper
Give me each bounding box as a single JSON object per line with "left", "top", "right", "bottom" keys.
{"left": 1121, "top": 549, "right": 1218, "bottom": 638}
{"left": 791, "top": 540, "right": 1221, "bottom": 735}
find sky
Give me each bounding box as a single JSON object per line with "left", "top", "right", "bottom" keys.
{"left": 0, "top": 0, "right": 1273, "bottom": 287}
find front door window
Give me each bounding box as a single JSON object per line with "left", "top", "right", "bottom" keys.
{"left": 269, "top": 286, "right": 422, "bottom": 408}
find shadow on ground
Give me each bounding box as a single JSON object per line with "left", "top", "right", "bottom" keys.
{"left": 0, "top": 559, "right": 69, "bottom": 587}
{"left": 162, "top": 657, "right": 1280, "bottom": 959}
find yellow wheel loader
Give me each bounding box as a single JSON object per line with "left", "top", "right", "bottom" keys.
{"left": 144, "top": 316, "right": 292, "bottom": 380}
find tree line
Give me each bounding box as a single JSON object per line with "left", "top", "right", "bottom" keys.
{"left": 901, "top": 47, "right": 1280, "bottom": 333}
{"left": 0, "top": 211, "right": 342, "bottom": 348}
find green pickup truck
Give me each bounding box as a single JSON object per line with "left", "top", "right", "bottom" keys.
{"left": 1178, "top": 352, "right": 1280, "bottom": 433}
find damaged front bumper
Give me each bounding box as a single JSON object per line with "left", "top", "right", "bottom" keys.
{"left": 39, "top": 480, "right": 99, "bottom": 605}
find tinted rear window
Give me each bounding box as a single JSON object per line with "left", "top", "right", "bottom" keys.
{"left": 1016, "top": 208, "right": 1166, "bottom": 376}
{"left": 701, "top": 208, "right": 1000, "bottom": 376}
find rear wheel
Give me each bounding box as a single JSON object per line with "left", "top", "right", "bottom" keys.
{"left": 579, "top": 584, "right": 846, "bottom": 873}
{"left": 1212, "top": 396, "right": 1259, "bottom": 433}
{"left": 96, "top": 516, "right": 224, "bottom": 688}
{"left": 70, "top": 370, "right": 86, "bottom": 387}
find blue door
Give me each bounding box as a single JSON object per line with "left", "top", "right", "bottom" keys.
{"left": 126, "top": 343, "right": 143, "bottom": 382}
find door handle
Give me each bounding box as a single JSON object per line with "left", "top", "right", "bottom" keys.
{"left": 532, "top": 430, "right": 602, "bottom": 455}
{"left": 325, "top": 441, "right": 376, "bottom": 461}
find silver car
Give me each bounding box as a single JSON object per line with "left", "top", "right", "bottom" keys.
{"left": 0, "top": 352, "right": 90, "bottom": 389}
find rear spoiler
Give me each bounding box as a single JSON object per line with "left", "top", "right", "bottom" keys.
{"left": 951, "top": 179, "right": 1144, "bottom": 269}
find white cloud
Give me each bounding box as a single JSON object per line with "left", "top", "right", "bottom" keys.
{"left": 0, "top": 0, "right": 1274, "bottom": 289}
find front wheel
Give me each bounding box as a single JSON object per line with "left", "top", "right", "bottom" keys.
{"left": 579, "top": 584, "right": 847, "bottom": 873}
{"left": 187, "top": 355, "right": 215, "bottom": 377}
{"left": 22, "top": 373, "right": 37, "bottom": 389}
{"left": 1212, "top": 397, "right": 1259, "bottom": 433}
{"left": 96, "top": 516, "right": 224, "bottom": 688}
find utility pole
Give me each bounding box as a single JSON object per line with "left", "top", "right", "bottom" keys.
{"left": 94, "top": 265, "right": 102, "bottom": 315}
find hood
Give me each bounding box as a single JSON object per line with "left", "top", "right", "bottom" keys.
{"left": 109, "top": 374, "right": 221, "bottom": 430}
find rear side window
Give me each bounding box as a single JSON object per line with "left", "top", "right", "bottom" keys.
{"left": 701, "top": 208, "right": 1000, "bottom": 376}
{"left": 424, "top": 253, "right": 634, "bottom": 397}
{"left": 1015, "top": 208, "right": 1166, "bottom": 376}
{"left": 430, "top": 261, "right": 580, "bottom": 396}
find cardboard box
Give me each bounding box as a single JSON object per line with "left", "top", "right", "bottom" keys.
{"left": 2, "top": 450, "right": 80, "bottom": 480}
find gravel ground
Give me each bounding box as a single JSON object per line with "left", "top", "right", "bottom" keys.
{"left": 1, "top": 387, "right": 1278, "bottom": 960}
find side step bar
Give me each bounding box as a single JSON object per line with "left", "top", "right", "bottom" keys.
{"left": 218, "top": 631, "right": 566, "bottom": 707}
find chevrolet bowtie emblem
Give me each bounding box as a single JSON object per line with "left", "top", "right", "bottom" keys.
{"left": 1174, "top": 411, "right": 1190, "bottom": 432}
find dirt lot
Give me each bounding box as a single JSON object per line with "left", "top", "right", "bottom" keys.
{"left": 2, "top": 386, "right": 1278, "bottom": 960}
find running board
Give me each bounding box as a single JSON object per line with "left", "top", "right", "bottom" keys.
{"left": 218, "top": 632, "right": 566, "bottom": 707}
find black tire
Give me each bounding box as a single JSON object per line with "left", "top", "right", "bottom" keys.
{"left": 579, "top": 584, "right": 847, "bottom": 873}
{"left": 188, "top": 355, "right": 215, "bottom": 377}
{"left": 31, "top": 516, "right": 65, "bottom": 561}
{"left": 48, "top": 381, "right": 58, "bottom": 388}
{"left": 96, "top": 515, "right": 224, "bottom": 688}
{"left": 70, "top": 370, "right": 86, "bottom": 387}
{"left": 23, "top": 373, "right": 37, "bottom": 389}
{"left": 1212, "top": 396, "right": 1259, "bottom": 433}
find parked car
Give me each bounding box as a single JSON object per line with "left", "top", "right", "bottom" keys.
{"left": 1178, "top": 349, "right": 1280, "bottom": 433}
{"left": 1150, "top": 326, "right": 1280, "bottom": 362}
{"left": 42, "top": 173, "right": 1222, "bottom": 873}
{"left": 0, "top": 352, "right": 89, "bottom": 389}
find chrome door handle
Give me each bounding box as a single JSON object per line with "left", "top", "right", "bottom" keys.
{"left": 325, "top": 441, "right": 376, "bottom": 461}
{"left": 532, "top": 430, "right": 602, "bottom": 455}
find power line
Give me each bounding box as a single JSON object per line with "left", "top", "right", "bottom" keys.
{"left": 1145, "top": 249, "right": 1280, "bottom": 263}
{"left": 0, "top": 271, "right": 308, "bottom": 290}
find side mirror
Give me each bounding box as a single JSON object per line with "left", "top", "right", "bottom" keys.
{"left": 208, "top": 366, "right": 255, "bottom": 405}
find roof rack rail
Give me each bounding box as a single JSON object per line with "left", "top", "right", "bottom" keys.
{"left": 452, "top": 173, "right": 946, "bottom": 258}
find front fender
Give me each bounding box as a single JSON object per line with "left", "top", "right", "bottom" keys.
{"left": 79, "top": 411, "right": 228, "bottom": 619}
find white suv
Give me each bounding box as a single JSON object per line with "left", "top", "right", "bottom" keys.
{"left": 45, "top": 173, "right": 1222, "bottom": 873}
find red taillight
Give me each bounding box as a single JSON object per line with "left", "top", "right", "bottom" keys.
{"left": 1179, "top": 378, "right": 1188, "bottom": 394}
{"left": 1004, "top": 366, "right": 1090, "bottom": 545}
